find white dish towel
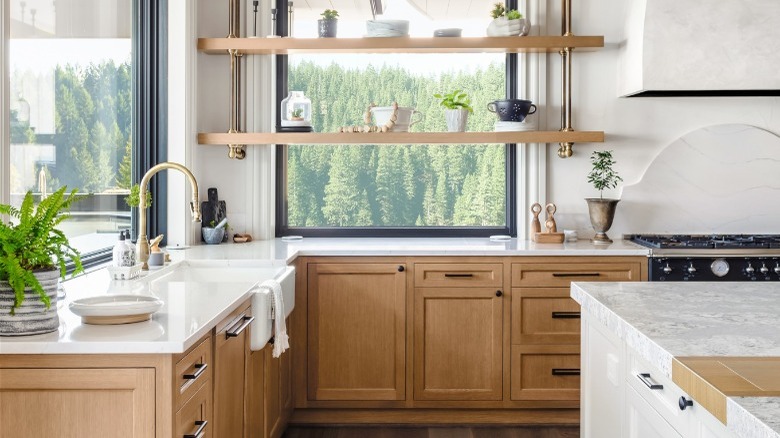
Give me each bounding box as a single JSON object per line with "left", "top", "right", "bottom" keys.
{"left": 260, "top": 279, "right": 289, "bottom": 358}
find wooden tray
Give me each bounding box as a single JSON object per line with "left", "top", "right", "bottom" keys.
{"left": 534, "top": 232, "right": 565, "bottom": 243}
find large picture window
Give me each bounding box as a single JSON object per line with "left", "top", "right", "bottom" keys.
{"left": 276, "top": 0, "right": 516, "bottom": 237}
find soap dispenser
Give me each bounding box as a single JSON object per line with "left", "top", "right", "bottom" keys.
{"left": 123, "top": 230, "right": 137, "bottom": 266}
{"left": 112, "top": 232, "right": 129, "bottom": 267}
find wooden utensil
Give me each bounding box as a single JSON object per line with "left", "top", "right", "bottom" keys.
{"left": 530, "top": 203, "right": 542, "bottom": 241}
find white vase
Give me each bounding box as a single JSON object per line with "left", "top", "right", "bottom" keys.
{"left": 445, "top": 109, "right": 469, "bottom": 132}
{"left": 486, "top": 17, "right": 530, "bottom": 36}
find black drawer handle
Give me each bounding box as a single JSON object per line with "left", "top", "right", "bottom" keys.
{"left": 637, "top": 373, "right": 664, "bottom": 390}
{"left": 551, "top": 311, "right": 581, "bottom": 319}
{"left": 184, "top": 420, "right": 207, "bottom": 438}
{"left": 183, "top": 363, "right": 208, "bottom": 380}
{"left": 444, "top": 273, "right": 474, "bottom": 278}
{"left": 398, "top": 265, "right": 405, "bottom": 272}
{"left": 552, "top": 368, "right": 581, "bottom": 376}
{"left": 552, "top": 272, "right": 601, "bottom": 277}
{"left": 226, "top": 316, "right": 255, "bottom": 338}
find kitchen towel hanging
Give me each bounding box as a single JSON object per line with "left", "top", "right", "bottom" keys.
{"left": 260, "top": 279, "right": 289, "bottom": 358}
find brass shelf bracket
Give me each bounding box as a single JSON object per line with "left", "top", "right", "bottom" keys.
{"left": 558, "top": 0, "right": 574, "bottom": 158}
{"left": 227, "top": 0, "right": 246, "bottom": 159}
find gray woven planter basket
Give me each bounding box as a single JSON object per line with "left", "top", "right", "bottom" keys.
{"left": 0, "top": 269, "right": 60, "bottom": 336}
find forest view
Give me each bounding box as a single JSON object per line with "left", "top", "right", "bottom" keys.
{"left": 286, "top": 59, "right": 508, "bottom": 228}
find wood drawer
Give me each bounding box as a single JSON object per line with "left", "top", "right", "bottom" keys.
{"left": 175, "top": 336, "right": 212, "bottom": 410}
{"left": 175, "top": 380, "right": 213, "bottom": 438}
{"left": 511, "top": 288, "right": 580, "bottom": 345}
{"left": 512, "top": 262, "right": 641, "bottom": 287}
{"left": 510, "top": 345, "right": 580, "bottom": 401}
{"left": 415, "top": 263, "right": 503, "bottom": 288}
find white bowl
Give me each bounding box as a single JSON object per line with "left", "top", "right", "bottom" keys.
{"left": 366, "top": 20, "right": 409, "bottom": 35}
{"left": 370, "top": 106, "right": 423, "bottom": 131}
{"left": 69, "top": 295, "right": 163, "bottom": 318}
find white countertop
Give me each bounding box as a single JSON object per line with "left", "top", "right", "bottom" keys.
{"left": 571, "top": 282, "right": 780, "bottom": 438}
{"left": 174, "top": 237, "right": 650, "bottom": 263}
{"left": 0, "top": 261, "right": 285, "bottom": 355}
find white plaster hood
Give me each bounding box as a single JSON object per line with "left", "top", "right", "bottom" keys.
{"left": 618, "top": 0, "right": 780, "bottom": 97}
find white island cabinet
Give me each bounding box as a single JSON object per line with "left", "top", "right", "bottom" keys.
{"left": 572, "top": 280, "right": 780, "bottom": 438}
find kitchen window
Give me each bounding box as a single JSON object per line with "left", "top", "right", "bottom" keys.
{"left": 2, "top": 0, "right": 166, "bottom": 267}
{"left": 275, "top": 0, "right": 517, "bottom": 237}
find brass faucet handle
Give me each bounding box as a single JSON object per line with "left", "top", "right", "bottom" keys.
{"left": 190, "top": 202, "right": 202, "bottom": 222}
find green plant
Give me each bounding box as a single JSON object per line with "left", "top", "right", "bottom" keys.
{"left": 291, "top": 108, "right": 304, "bottom": 119}
{"left": 321, "top": 9, "right": 339, "bottom": 20}
{"left": 587, "top": 150, "right": 623, "bottom": 199}
{"left": 124, "top": 183, "right": 152, "bottom": 208}
{"left": 0, "top": 187, "right": 84, "bottom": 314}
{"left": 433, "top": 90, "right": 474, "bottom": 113}
{"left": 208, "top": 220, "right": 230, "bottom": 230}
{"left": 490, "top": 2, "right": 523, "bottom": 20}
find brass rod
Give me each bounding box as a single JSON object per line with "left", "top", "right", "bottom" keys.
{"left": 565, "top": 47, "right": 572, "bottom": 129}
{"left": 228, "top": 0, "right": 239, "bottom": 38}
{"left": 226, "top": 0, "right": 245, "bottom": 159}
{"left": 562, "top": 0, "right": 572, "bottom": 36}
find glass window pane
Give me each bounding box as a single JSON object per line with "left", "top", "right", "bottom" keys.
{"left": 10, "top": 0, "right": 132, "bottom": 254}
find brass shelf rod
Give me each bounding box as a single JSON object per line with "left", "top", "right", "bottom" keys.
{"left": 227, "top": 0, "right": 246, "bottom": 159}
{"left": 558, "top": 0, "right": 574, "bottom": 158}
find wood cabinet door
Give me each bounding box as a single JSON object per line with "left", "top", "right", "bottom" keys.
{"left": 413, "top": 287, "right": 503, "bottom": 401}
{"left": 176, "top": 382, "right": 213, "bottom": 438}
{"left": 214, "top": 304, "right": 252, "bottom": 438}
{"left": 0, "top": 368, "right": 155, "bottom": 438}
{"left": 308, "top": 263, "right": 406, "bottom": 401}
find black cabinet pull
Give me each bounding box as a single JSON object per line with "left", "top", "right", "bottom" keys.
{"left": 444, "top": 273, "right": 474, "bottom": 278}
{"left": 551, "top": 368, "right": 580, "bottom": 376}
{"left": 679, "top": 396, "right": 693, "bottom": 411}
{"left": 184, "top": 420, "right": 207, "bottom": 438}
{"left": 495, "top": 290, "right": 503, "bottom": 297}
{"left": 551, "top": 311, "right": 581, "bottom": 319}
{"left": 226, "top": 316, "right": 255, "bottom": 338}
{"left": 183, "top": 363, "right": 208, "bottom": 380}
{"left": 398, "top": 265, "right": 405, "bottom": 272}
{"left": 552, "top": 272, "right": 601, "bottom": 277}
{"left": 637, "top": 373, "right": 664, "bottom": 390}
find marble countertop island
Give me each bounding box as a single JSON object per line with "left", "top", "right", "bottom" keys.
{"left": 572, "top": 282, "right": 780, "bottom": 438}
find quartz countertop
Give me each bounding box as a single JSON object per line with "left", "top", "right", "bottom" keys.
{"left": 173, "top": 237, "right": 650, "bottom": 263}
{"left": 571, "top": 282, "right": 780, "bottom": 438}
{"left": 0, "top": 261, "right": 286, "bottom": 355}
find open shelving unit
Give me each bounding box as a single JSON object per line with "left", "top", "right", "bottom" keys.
{"left": 197, "top": 0, "right": 604, "bottom": 159}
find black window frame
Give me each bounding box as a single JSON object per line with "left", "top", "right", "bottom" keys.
{"left": 274, "top": 0, "right": 517, "bottom": 238}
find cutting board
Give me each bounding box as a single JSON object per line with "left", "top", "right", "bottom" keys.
{"left": 200, "top": 187, "right": 227, "bottom": 242}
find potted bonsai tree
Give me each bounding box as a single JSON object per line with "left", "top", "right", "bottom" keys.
{"left": 487, "top": 2, "right": 529, "bottom": 36}
{"left": 434, "top": 90, "right": 474, "bottom": 132}
{"left": 585, "top": 150, "right": 623, "bottom": 244}
{"left": 318, "top": 9, "right": 339, "bottom": 38}
{"left": 0, "top": 187, "right": 83, "bottom": 335}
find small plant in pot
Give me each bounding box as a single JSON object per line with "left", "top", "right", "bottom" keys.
{"left": 318, "top": 9, "right": 339, "bottom": 38}
{"left": 434, "top": 90, "right": 473, "bottom": 132}
{"left": 585, "top": 150, "right": 623, "bottom": 244}
{"left": 487, "top": 2, "right": 529, "bottom": 36}
{"left": 0, "top": 187, "right": 83, "bottom": 336}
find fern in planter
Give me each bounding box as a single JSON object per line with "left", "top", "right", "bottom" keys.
{"left": 0, "top": 187, "right": 83, "bottom": 314}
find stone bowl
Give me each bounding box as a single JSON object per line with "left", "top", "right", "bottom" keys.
{"left": 202, "top": 227, "right": 225, "bottom": 245}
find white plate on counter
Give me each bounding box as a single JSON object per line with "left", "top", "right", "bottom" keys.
{"left": 69, "top": 295, "right": 163, "bottom": 325}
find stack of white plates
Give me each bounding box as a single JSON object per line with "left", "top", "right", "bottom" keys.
{"left": 366, "top": 20, "right": 410, "bottom": 37}
{"left": 494, "top": 119, "right": 537, "bottom": 132}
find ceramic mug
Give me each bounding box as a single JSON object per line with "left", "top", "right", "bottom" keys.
{"left": 148, "top": 252, "right": 165, "bottom": 267}
{"left": 487, "top": 99, "right": 537, "bottom": 122}
{"left": 370, "top": 106, "right": 424, "bottom": 132}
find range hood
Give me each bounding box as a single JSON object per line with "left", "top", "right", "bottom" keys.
{"left": 618, "top": 0, "right": 780, "bottom": 97}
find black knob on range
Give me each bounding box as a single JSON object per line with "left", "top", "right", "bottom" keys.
{"left": 679, "top": 396, "right": 693, "bottom": 411}
{"left": 398, "top": 265, "right": 405, "bottom": 272}
{"left": 495, "top": 290, "right": 503, "bottom": 297}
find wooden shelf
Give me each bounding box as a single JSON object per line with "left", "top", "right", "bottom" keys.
{"left": 197, "top": 131, "right": 605, "bottom": 145}
{"left": 197, "top": 36, "right": 604, "bottom": 55}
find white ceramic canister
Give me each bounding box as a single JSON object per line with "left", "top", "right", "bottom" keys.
{"left": 370, "top": 106, "right": 424, "bottom": 132}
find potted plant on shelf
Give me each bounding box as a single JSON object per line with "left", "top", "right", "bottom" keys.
{"left": 585, "top": 150, "right": 623, "bottom": 244}
{"left": 0, "top": 187, "right": 83, "bottom": 336}
{"left": 318, "top": 9, "right": 339, "bottom": 38}
{"left": 434, "top": 90, "right": 474, "bottom": 132}
{"left": 290, "top": 107, "right": 304, "bottom": 121}
{"left": 487, "top": 2, "right": 529, "bottom": 36}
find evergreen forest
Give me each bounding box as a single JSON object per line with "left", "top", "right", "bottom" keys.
{"left": 286, "top": 59, "right": 508, "bottom": 228}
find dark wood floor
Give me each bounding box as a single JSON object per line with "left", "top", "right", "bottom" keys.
{"left": 283, "top": 426, "right": 579, "bottom": 438}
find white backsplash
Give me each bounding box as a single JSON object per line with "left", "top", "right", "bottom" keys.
{"left": 612, "top": 124, "right": 780, "bottom": 235}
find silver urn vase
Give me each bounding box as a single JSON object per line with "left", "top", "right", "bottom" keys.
{"left": 585, "top": 198, "right": 619, "bottom": 244}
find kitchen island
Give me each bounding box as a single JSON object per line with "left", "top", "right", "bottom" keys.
{"left": 572, "top": 281, "right": 780, "bottom": 438}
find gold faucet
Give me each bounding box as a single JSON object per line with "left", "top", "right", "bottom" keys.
{"left": 137, "top": 162, "right": 201, "bottom": 270}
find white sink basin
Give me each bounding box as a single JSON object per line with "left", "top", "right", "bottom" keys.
{"left": 145, "top": 260, "right": 295, "bottom": 351}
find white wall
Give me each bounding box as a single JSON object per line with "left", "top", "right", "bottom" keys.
{"left": 188, "top": 0, "right": 780, "bottom": 241}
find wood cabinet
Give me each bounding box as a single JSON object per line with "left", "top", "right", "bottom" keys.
{"left": 176, "top": 382, "right": 212, "bottom": 438}
{"left": 413, "top": 287, "right": 503, "bottom": 401}
{"left": 213, "top": 301, "right": 253, "bottom": 438}
{"left": 307, "top": 263, "right": 406, "bottom": 402}
{"left": 0, "top": 368, "right": 156, "bottom": 438}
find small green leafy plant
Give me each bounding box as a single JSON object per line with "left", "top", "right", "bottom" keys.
{"left": 321, "top": 9, "right": 339, "bottom": 20}
{"left": 291, "top": 108, "right": 304, "bottom": 119}
{"left": 0, "top": 187, "right": 84, "bottom": 314}
{"left": 433, "top": 90, "right": 474, "bottom": 113}
{"left": 587, "top": 150, "right": 623, "bottom": 199}
{"left": 124, "top": 184, "right": 152, "bottom": 208}
{"left": 490, "top": 2, "right": 523, "bottom": 20}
